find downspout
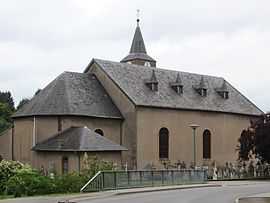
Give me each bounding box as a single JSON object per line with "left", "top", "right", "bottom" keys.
{"left": 11, "top": 125, "right": 14, "bottom": 160}
{"left": 78, "top": 152, "right": 81, "bottom": 172}
{"left": 33, "top": 117, "right": 36, "bottom": 147}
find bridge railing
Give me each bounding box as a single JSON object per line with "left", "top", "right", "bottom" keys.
{"left": 80, "top": 169, "right": 206, "bottom": 192}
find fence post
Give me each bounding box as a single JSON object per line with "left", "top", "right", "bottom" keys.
{"left": 114, "top": 171, "right": 117, "bottom": 189}
{"left": 102, "top": 172, "right": 105, "bottom": 190}
{"left": 140, "top": 171, "right": 142, "bottom": 185}
{"left": 162, "top": 170, "right": 164, "bottom": 185}
{"left": 127, "top": 171, "right": 130, "bottom": 188}
{"left": 172, "top": 170, "right": 174, "bottom": 184}
{"left": 151, "top": 171, "right": 154, "bottom": 186}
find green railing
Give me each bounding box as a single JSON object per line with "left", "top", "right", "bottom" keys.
{"left": 80, "top": 169, "right": 206, "bottom": 192}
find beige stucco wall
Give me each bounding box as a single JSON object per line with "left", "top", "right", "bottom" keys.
{"left": 60, "top": 116, "right": 122, "bottom": 144}
{"left": 13, "top": 115, "right": 122, "bottom": 171}
{"left": 13, "top": 117, "right": 35, "bottom": 165}
{"left": 35, "top": 151, "right": 122, "bottom": 174}
{"left": 0, "top": 127, "right": 13, "bottom": 160}
{"left": 136, "top": 107, "right": 257, "bottom": 169}
{"left": 88, "top": 63, "right": 136, "bottom": 169}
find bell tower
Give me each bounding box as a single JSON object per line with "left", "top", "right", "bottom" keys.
{"left": 121, "top": 9, "right": 156, "bottom": 67}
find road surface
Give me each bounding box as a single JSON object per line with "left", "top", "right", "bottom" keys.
{"left": 80, "top": 183, "right": 270, "bottom": 203}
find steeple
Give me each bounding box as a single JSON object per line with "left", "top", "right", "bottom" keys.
{"left": 121, "top": 9, "right": 156, "bottom": 67}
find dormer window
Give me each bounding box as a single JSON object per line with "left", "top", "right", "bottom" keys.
{"left": 198, "top": 88, "right": 207, "bottom": 97}
{"left": 194, "top": 76, "right": 207, "bottom": 97}
{"left": 216, "top": 80, "right": 229, "bottom": 99}
{"left": 145, "top": 70, "right": 158, "bottom": 91}
{"left": 170, "top": 73, "right": 183, "bottom": 94}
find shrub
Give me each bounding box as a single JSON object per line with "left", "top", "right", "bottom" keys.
{"left": 53, "top": 173, "right": 89, "bottom": 194}
{"left": 0, "top": 160, "right": 33, "bottom": 195}
{"left": 6, "top": 171, "right": 55, "bottom": 197}
{"left": 83, "top": 155, "right": 117, "bottom": 177}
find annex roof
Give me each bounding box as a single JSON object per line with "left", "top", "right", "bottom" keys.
{"left": 90, "top": 59, "right": 263, "bottom": 116}
{"left": 32, "top": 126, "right": 127, "bottom": 152}
{"left": 12, "top": 72, "right": 123, "bottom": 119}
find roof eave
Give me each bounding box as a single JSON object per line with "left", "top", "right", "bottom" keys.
{"left": 135, "top": 104, "right": 263, "bottom": 117}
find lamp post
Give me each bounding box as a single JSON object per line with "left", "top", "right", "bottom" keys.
{"left": 190, "top": 124, "right": 199, "bottom": 168}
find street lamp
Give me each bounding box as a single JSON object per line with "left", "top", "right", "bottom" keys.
{"left": 190, "top": 124, "right": 199, "bottom": 168}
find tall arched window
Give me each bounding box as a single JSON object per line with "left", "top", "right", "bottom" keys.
{"left": 159, "top": 128, "right": 169, "bottom": 158}
{"left": 203, "top": 130, "right": 211, "bottom": 159}
{"left": 95, "top": 129, "right": 104, "bottom": 136}
{"left": 62, "top": 156, "right": 69, "bottom": 174}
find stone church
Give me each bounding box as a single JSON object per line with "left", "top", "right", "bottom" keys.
{"left": 0, "top": 18, "right": 263, "bottom": 173}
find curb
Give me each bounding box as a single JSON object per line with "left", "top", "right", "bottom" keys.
{"left": 115, "top": 184, "right": 222, "bottom": 195}
{"left": 68, "top": 184, "right": 222, "bottom": 202}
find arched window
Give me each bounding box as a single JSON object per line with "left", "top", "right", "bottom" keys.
{"left": 62, "top": 156, "right": 68, "bottom": 174}
{"left": 159, "top": 128, "right": 169, "bottom": 158}
{"left": 95, "top": 129, "right": 104, "bottom": 136}
{"left": 203, "top": 130, "right": 211, "bottom": 159}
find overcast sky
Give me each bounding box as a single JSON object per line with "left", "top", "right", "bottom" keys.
{"left": 0, "top": 0, "right": 269, "bottom": 112}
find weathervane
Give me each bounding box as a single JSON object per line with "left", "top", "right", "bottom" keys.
{"left": 137, "top": 7, "right": 140, "bottom": 26}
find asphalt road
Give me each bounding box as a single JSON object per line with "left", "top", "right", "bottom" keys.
{"left": 80, "top": 183, "right": 270, "bottom": 203}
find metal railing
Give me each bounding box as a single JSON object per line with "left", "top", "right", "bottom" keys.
{"left": 80, "top": 169, "right": 206, "bottom": 192}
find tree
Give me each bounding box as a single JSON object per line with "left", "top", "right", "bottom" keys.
{"left": 237, "top": 113, "right": 270, "bottom": 163}
{"left": 16, "top": 98, "right": 30, "bottom": 110}
{"left": 0, "top": 91, "right": 15, "bottom": 112}
{"left": 0, "top": 91, "right": 15, "bottom": 133}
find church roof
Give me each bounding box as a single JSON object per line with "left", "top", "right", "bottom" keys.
{"left": 12, "top": 72, "right": 123, "bottom": 119}
{"left": 32, "top": 126, "right": 127, "bottom": 152}
{"left": 89, "top": 59, "right": 263, "bottom": 116}
{"left": 121, "top": 22, "right": 156, "bottom": 63}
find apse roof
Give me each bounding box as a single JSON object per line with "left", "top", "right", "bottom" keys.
{"left": 12, "top": 72, "right": 123, "bottom": 119}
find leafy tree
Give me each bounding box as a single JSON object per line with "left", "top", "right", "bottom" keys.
{"left": 0, "top": 91, "right": 15, "bottom": 112}
{"left": 0, "top": 91, "right": 15, "bottom": 133}
{"left": 16, "top": 89, "right": 41, "bottom": 110}
{"left": 16, "top": 98, "right": 30, "bottom": 110}
{"left": 237, "top": 113, "right": 270, "bottom": 163}
{"left": 82, "top": 154, "right": 117, "bottom": 177}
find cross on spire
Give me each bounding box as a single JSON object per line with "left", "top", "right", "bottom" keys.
{"left": 137, "top": 7, "right": 140, "bottom": 26}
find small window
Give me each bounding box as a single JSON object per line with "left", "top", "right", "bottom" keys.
{"left": 203, "top": 130, "right": 211, "bottom": 159}
{"left": 172, "top": 85, "right": 183, "bottom": 94}
{"left": 224, "top": 91, "right": 229, "bottom": 99}
{"left": 159, "top": 128, "right": 169, "bottom": 158}
{"left": 151, "top": 83, "right": 158, "bottom": 91}
{"left": 62, "top": 156, "right": 69, "bottom": 174}
{"left": 95, "top": 129, "right": 104, "bottom": 136}
{"left": 202, "top": 89, "right": 207, "bottom": 97}
{"left": 144, "top": 62, "right": 151, "bottom": 67}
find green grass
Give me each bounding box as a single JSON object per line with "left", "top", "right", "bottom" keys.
{"left": 0, "top": 192, "right": 81, "bottom": 200}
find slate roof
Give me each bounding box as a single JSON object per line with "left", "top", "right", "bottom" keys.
{"left": 32, "top": 126, "right": 127, "bottom": 152}
{"left": 12, "top": 72, "right": 123, "bottom": 119}
{"left": 90, "top": 59, "right": 263, "bottom": 116}
{"left": 121, "top": 22, "right": 156, "bottom": 63}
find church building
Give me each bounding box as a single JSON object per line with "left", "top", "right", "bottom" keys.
{"left": 0, "top": 18, "right": 263, "bottom": 173}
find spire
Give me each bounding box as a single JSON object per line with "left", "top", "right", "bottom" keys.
{"left": 199, "top": 76, "right": 206, "bottom": 89}
{"left": 121, "top": 10, "right": 156, "bottom": 67}
{"left": 221, "top": 80, "right": 227, "bottom": 90}
{"left": 129, "top": 23, "right": 147, "bottom": 54}
{"left": 175, "top": 73, "right": 182, "bottom": 85}
{"left": 149, "top": 70, "right": 157, "bottom": 82}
